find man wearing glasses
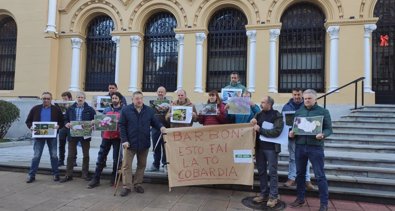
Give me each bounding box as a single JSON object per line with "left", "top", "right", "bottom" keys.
{"left": 25, "top": 92, "right": 64, "bottom": 183}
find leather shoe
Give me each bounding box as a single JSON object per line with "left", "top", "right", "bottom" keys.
{"left": 283, "top": 179, "right": 295, "bottom": 187}
{"left": 87, "top": 179, "right": 100, "bottom": 189}
{"left": 60, "top": 176, "right": 73, "bottom": 183}
{"left": 26, "top": 177, "right": 35, "bottom": 183}
{"left": 306, "top": 181, "right": 315, "bottom": 190}
{"left": 120, "top": 188, "right": 131, "bottom": 197}
{"left": 289, "top": 198, "right": 306, "bottom": 208}
{"left": 134, "top": 185, "right": 144, "bottom": 193}
{"left": 53, "top": 175, "right": 60, "bottom": 182}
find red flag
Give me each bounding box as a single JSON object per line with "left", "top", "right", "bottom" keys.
{"left": 380, "top": 35, "right": 389, "bottom": 47}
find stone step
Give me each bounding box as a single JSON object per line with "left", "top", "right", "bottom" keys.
{"left": 329, "top": 131, "right": 395, "bottom": 140}
{"left": 276, "top": 161, "right": 395, "bottom": 180}
{"left": 347, "top": 113, "right": 395, "bottom": 118}
{"left": 278, "top": 151, "right": 395, "bottom": 168}
{"left": 323, "top": 143, "right": 395, "bottom": 153}
{"left": 332, "top": 120, "right": 395, "bottom": 128}
{"left": 341, "top": 116, "right": 395, "bottom": 122}
{"left": 324, "top": 136, "right": 394, "bottom": 145}
{"left": 362, "top": 105, "right": 395, "bottom": 109}
{"left": 352, "top": 109, "right": 395, "bottom": 113}
{"left": 332, "top": 126, "right": 395, "bottom": 134}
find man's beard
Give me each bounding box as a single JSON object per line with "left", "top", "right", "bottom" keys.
{"left": 112, "top": 101, "right": 119, "bottom": 106}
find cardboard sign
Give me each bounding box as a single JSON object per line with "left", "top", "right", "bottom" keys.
{"left": 164, "top": 123, "right": 255, "bottom": 188}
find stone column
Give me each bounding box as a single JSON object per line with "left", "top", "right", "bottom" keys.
{"left": 246, "top": 30, "right": 257, "bottom": 92}
{"left": 364, "top": 24, "right": 377, "bottom": 93}
{"left": 327, "top": 26, "right": 340, "bottom": 92}
{"left": 195, "top": 32, "right": 206, "bottom": 93}
{"left": 268, "top": 29, "right": 280, "bottom": 93}
{"left": 69, "top": 38, "right": 83, "bottom": 91}
{"left": 129, "top": 35, "right": 141, "bottom": 92}
{"left": 45, "top": 0, "right": 57, "bottom": 33}
{"left": 175, "top": 34, "right": 185, "bottom": 90}
{"left": 112, "top": 36, "right": 120, "bottom": 84}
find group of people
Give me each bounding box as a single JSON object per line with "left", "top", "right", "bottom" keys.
{"left": 24, "top": 72, "right": 332, "bottom": 211}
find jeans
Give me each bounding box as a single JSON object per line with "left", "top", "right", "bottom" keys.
{"left": 66, "top": 137, "right": 90, "bottom": 177}
{"left": 93, "top": 138, "right": 121, "bottom": 181}
{"left": 288, "top": 139, "right": 311, "bottom": 181}
{"left": 122, "top": 148, "right": 149, "bottom": 189}
{"left": 28, "top": 138, "right": 59, "bottom": 178}
{"left": 151, "top": 128, "right": 166, "bottom": 168}
{"left": 295, "top": 144, "right": 328, "bottom": 206}
{"left": 256, "top": 147, "right": 278, "bottom": 199}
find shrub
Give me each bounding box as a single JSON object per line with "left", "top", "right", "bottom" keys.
{"left": 0, "top": 100, "right": 20, "bottom": 139}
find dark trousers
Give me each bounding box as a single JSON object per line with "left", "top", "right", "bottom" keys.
{"left": 66, "top": 137, "right": 90, "bottom": 177}
{"left": 93, "top": 138, "right": 121, "bottom": 181}
{"left": 256, "top": 147, "right": 279, "bottom": 199}
{"left": 151, "top": 128, "right": 166, "bottom": 168}
{"left": 58, "top": 127, "right": 77, "bottom": 162}
{"left": 295, "top": 144, "right": 328, "bottom": 206}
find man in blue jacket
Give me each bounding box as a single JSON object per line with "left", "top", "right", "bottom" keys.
{"left": 282, "top": 88, "right": 314, "bottom": 190}
{"left": 119, "top": 91, "right": 166, "bottom": 197}
{"left": 289, "top": 89, "right": 333, "bottom": 211}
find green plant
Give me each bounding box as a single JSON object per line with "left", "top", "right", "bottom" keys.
{"left": 0, "top": 100, "right": 20, "bottom": 139}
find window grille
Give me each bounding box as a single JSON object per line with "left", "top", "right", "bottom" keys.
{"left": 278, "top": 3, "right": 326, "bottom": 93}
{"left": 206, "top": 8, "right": 247, "bottom": 92}
{"left": 85, "top": 15, "right": 115, "bottom": 91}
{"left": 0, "top": 17, "right": 17, "bottom": 90}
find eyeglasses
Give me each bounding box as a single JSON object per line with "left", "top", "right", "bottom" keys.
{"left": 42, "top": 98, "right": 51, "bottom": 100}
{"left": 208, "top": 94, "right": 215, "bottom": 96}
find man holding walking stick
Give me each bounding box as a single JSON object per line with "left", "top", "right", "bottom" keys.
{"left": 118, "top": 91, "right": 166, "bottom": 197}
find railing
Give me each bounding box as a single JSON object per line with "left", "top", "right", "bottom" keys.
{"left": 317, "top": 77, "right": 365, "bottom": 109}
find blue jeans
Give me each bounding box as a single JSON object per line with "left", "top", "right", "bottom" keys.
{"left": 288, "top": 140, "right": 311, "bottom": 181}
{"left": 256, "top": 147, "right": 278, "bottom": 199}
{"left": 28, "top": 138, "right": 59, "bottom": 178}
{"left": 295, "top": 144, "right": 328, "bottom": 206}
{"left": 151, "top": 128, "right": 166, "bottom": 168}
{"left": 93, "top": 138, "right": 121, "bottom": 181}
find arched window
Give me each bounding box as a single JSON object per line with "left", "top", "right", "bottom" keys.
{"left": 85, "top": 15, "right": 115, "bottom": 91}
{"left": 278, "top": 3, "right": 326, "bottom": 92}
{"left": 372, "top": 0, "right": 395, "bottom": 104}
{"left": 0, "top": 17, "right": 17, "bottom": 90}
{"left": 142, "top": 12, "right": 178, "bottom": 92}
{"left": 207, "top": 8, "right": 247, "bottom": 91}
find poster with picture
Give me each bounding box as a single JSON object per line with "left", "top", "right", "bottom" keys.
{"left": 32, "top": 122, "right": 58, "bottom": 138}
{"left": 292, "top": 116, "right": 324, "bottom": 135}
{"left": 170, "top": 106, "right": 193, "bottom": 123}
{"left": 227, "top": 97, "right": 251, "bottom": 115}
{"left": 70, "top": 121, "right": 92, "bottom": 137}
{"left": 94, "top": 114, "right": 117, "bottom": 131}
{"left": 96, "top": 96, "right": 111, "bottom": 111}
{"left": 221, "top": 88, "right": 242, "bottom": 104}
{"left": 200, "top": 104, "right": 217, "bottom": 116}
{"left": 54, "top": 100, "right": 74, "bottom": 114}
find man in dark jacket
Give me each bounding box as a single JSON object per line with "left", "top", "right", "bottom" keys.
{"left": 289, "top": 89, "right": 333, "bottom": 211}
{"left": 25, "top": 91, "right": 64, "bottom": 183}
{"left": 60, "top": 92, "right": 96, "bottom": 183}
{"left": 282, "top": 88, "right": 314, "bottom": 190}
{"left": 250, "top": 96, "right": 283, "bottom": 208}
{"left": 119, "top": 91, "right": 166, "bottom": 197}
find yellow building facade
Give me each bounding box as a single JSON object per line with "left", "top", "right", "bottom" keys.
{"left": 0, "top": 0, "right": 394, "bottom": 105}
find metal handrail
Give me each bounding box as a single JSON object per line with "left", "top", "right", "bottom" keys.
{"left": 317, "top": 77, "right": 365, "bottom": 109}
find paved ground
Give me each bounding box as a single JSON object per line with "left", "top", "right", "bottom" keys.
{"left": 0, "top": 141, "right": 394, "bottom": 211}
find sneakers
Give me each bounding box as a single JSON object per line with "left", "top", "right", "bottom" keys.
{"left": 289, "top": 198, "right": 306, "bottom": 207}
{"left": 147, "top": 165, "right": 160, "bottom": 172}
{"left": 120, "top": 188, "right": 131, "bottom": 197}
{"left": 306, "top": 181, "right": 315, "bottom": 190}
{"left": 134, "top": 185, "right": 144, "bottom": 193}
{"left": 58, "top": 160, "right": 64, "bottom": 167}
{"left": 87, "top": 179, "right": 100, "bottom": 189}
{"left": 53, "top": 175, "right": 60, "bottom": 182}
{"left": 252, "top": 195, "right": 268, "bottom": 203}
{"left": 26, "top": 176, "right": 35, "bottom": 183}
{"left": 59, "top": 176, "right": 73, "bottom": 183}
{"left": 319, "top": 204, "right": 328, "bottom": 211}
{"left": 283, "top": 179, "right": 295, "bottom": 187}
{"left": 267, "top": 198, "right": 278, "bottom": 208}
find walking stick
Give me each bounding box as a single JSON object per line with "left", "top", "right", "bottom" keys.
{"left": 113, "top": 147, "right": 127, "bottom": 196}
{"left": 153, "top": 133, "right": 163, "bottom": 152}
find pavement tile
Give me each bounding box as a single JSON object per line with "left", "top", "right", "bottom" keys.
{"left": 358, "top": 202, "right": 391, "bottom": 211}
{"left": 387, "top": 205, "right": 395, "bottom": 211}
{"left": 332, "top": 200, "right": 363, "bottom": 211}
{"left": 199, "top": 199, "right": 229, "bottom": 211}
{"left": 284, "top": 206, "right": 311, "bottom": 211}
{"left": 170, "top": 203, "right": 200, "bottom": 211}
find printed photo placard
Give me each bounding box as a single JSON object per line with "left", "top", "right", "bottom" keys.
{"left": 227, "top": 97, "right": 251, "bottom": 115}
{"left": 200, "top": 104, "right": 217, "bottom": 116}
{"left": 70, "top": 121, "right": 92, "bottom": 137}
{"left": 32, "top": 122, "right": 58, "bottom": 138}
{"left": 96, "top": 96, "right": 111, "bottom": 111}
{"left": 94, "top": 114, "right": 117, "bottom": 131}
{"left": 221, "top": 88, "right": 242, "bottom": 104}
{"left": 54, "top": 101, "right": 74, "bottom": 114}
{"left": 292, "top": 116, "right": 324, "bottom": 135}
{"left": 170, "top": 106, "right": 193, "bottom": 123}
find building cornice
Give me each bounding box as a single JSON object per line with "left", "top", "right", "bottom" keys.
{"left": 325, "top": 18, "right": 378, "bottom": 27}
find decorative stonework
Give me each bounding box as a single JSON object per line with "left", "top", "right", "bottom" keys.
{"left": 128, "top": 0, "right": 188, "bottom": 30}
{"left": 193, "top": 0, "right": 261, "bottom": 27}
{"left": 266, "top": 0, "right": 344, "bottom": 23}
{"left": 69, "top": 0, "right": 123, "bottom": 32}
{"left": 359, "top": 0, "right": 366, "bottom": 18}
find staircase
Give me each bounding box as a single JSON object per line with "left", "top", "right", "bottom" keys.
{"left": 276, "top": 105, "right": 395, "bottom": 202}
